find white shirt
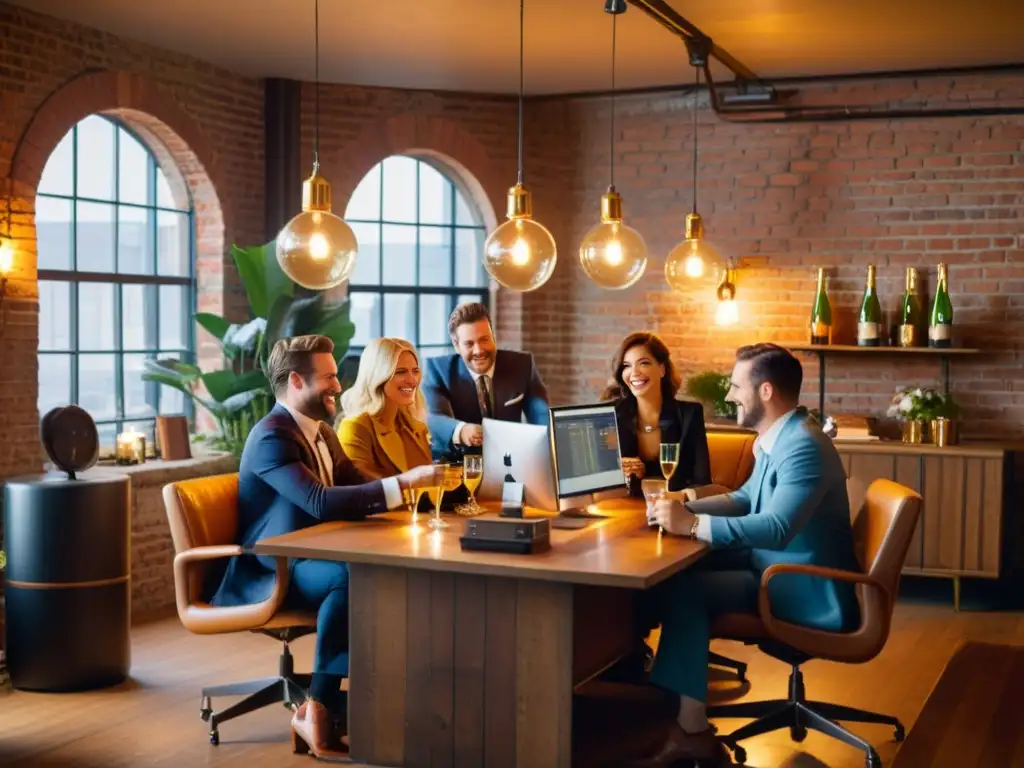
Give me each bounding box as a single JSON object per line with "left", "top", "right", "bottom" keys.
{"left": 453, "top": 360, "right": 496, "bottom": 445}
{"left": 693, "top": 408, "right": 799, "bottom": 543}
{"left": 278, "top": 400, "right": 403, "bottom": 509}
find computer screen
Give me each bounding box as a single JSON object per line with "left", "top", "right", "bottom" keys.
{"left": 549, "top": 404, "right": 625, "bottom": 498}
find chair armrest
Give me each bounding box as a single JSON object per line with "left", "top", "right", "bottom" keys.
{"left": 757, "top": 563, "right": 891, "bottom": 663}
{"left": 681, "top": 483, "right": 733, "bottom": 502}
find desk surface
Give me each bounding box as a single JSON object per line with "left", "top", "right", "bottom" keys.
{"left": 254, "top": 497, "right": 705, "bottom": 589}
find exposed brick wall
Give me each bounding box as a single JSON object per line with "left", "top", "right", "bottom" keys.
{"left": 538, "top": 72, "right": 1024, "bottom": 439}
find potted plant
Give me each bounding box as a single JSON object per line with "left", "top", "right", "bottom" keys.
{"left": 685, "top": 371, "right": 737, "bottom": 423}
{"left": 929, "top": 393, "right": 961, "bottom": 447}
{"left": 887, "top": 387, "right": 959, "bottom": 445}
{"left": 142, "top": 241, "right": 356, "bottom": 458}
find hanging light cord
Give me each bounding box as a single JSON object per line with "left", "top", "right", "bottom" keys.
{"left": 609, "top": 14, "right": 617, "bottom": 188}
{"left": 691, "top": 65, "right": 699, "bottom": 214}
{"left": 313, "top": 0, "right": 321, "bottom": 172}
{"left": 516, "top": 0, "right": 524, "bottom": 186}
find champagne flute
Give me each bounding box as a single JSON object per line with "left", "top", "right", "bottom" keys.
{"left": 460, "top": 455, "right": 483, "bottom": 515}
{"left": 641, "top": 478, "right": 667, "bottom": 528}
{"left": 429, "top": 463, "right": 464, "bottom": 530}
{"left": 660, "top": 442, "right": 680, "bottom": 482}
{"left": 404, "top": 485, "right": 423, "bottom": 522}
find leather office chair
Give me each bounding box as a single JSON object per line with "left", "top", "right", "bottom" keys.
{"left": 707, "top": 478, "right": 923, "bottom": 768}
{"left": 163, "top": 473, "right": 317, "bottom": 745}
{"left": 696, "top": 430, "right": 758, "bottom": 681}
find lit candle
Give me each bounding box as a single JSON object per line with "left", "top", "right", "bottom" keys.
{"left": 116, "top": 431, "right": 146, "bottom": 465}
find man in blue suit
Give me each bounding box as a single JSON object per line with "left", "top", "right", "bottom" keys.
{"left": 210, "top": 335, "right": 441, "bottom": 756}
{"left": 422, "top": 302, "right": 549, "bottom": 461}
{"left": 636, "top": 343, "right": 860, "bottom": 767}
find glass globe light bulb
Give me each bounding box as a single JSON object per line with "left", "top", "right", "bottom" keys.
{"left": 0, "top": 238, "right": 13, "bottom": 275}
{"left": 715, "top": 299, "right": 739, "bottom": 326}
{"left": 664, "top": 212, "right": 726, "bottom": 291}
{"left": 276, "top": 166, "right": 358, "bottom": 291}
{"left": 579, "top": 188, "right": 648, "bottom": 290}
{"left": 483, "top": 184, "right": 557, "bottom": 292}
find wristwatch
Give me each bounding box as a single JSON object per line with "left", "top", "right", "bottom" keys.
{"left": 687, "top": 514, "right": 700, "bottom": 540}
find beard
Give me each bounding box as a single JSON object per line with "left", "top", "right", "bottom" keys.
{"left": 466, "top": 351, "right": 494, "bottom": 372}
{"left": 299, "top": 389, "right": 336, "bottom": 422}
{"left": 737, "top": 398, "right": 765, "bottom": 430}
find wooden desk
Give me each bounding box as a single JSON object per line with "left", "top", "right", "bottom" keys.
{"left": 255, "top": 497, "right": 705, "bottom": 768}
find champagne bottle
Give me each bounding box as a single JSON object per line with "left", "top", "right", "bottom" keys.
{"left": 929, "top": 263, "right": 953, "bottom": 348}
{"left": 897, "top": 267, "right": 921, "bottom": 347}
{"left": 809, "top": 267, "right": 832, "bottom": 345}
{"left": 857, "top": 264, "right": 882, "bottom": 347}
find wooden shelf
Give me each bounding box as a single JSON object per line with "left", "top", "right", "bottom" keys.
{"left": 788, "top": 344, "right": 980, "bottom": 355}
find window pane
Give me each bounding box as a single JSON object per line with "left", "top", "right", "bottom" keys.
{"left": 381, "top": 156, "right": 417, "bottom": 223}
{"left": 78, "top": 353, "right": 117, "bottom": 420}
{"left": 349, "top": 293, "right": 381, "bottom": 347}
{"left": 381, "top": 224, "right": 416, "bottom": 286}
{"left": 455, "top": 188, "right": 480, "bottom": 226}
{"left": 122, "top": 284, "right": 157, "bottom": 351}
{"left": 419, "top": 345, "right": 451, "bottom": 360}
{"left": 160, "top": 285, "right": 189, "bottom": 349}
{"left": 38, "top": 353, "right": 71, "bottom": 415}
{"left": 345, "top": 163, "right": 381, "bottom": 221}
{"left": 76, "top": 115, "right": 115, "bottom": 201}
{"left": 118, "top": 129, "right": 150, "bottom": 206}
{"left": 384, "top": 293, "right": 415, "bottom": 341}
{"left": 455, "top": 228, "right": 485, "bottom": 287}
{"left": 76, "top": 201, "right": 115, "bottom": 272}
{"left": 118, "top": 204, "right": 154, "bottom": 274}
{"left": 79, "top": 282, "right": 116, "bottom": 350}
{"left": 418, "top": 226, "right": 452, "bottom": 287}
{"left": 156, "top": 167, "right": 176, "bottom": 210}
{"left": 157, "top": 211, "right": 190, "bottom": 276}
{"left": 418, "top": 162, "right": 451, "bottom": 225}
{"left": 38, "top": 130, "right": 73, "bottom": 197}
{"left": 39, "top": 281, "right": 71, "bottom": 351}
{"left": 36, "top": 197, "right": 73, "bottom": 270}
{"left": 96, "top": 422, "right": 117, "bottom": 456}
{"left": 458, "top": 293, "right": 487, "bottom": 309}
{"left": 123, "top": 354, "right": 157, "bottom": 419}
{"left": 419, "top": 294, "right": 451, "bottom": 346}
{"left": 158, "top": 353, "right": 186, "bottom": 415}
{"left": 348, "top": 222, "right": 380, "bottom": 286}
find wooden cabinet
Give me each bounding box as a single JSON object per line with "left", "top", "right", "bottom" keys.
{"left": 836, "top": 441, "right": 1014, "bottom": 609}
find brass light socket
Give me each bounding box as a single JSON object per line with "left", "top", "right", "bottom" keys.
{"left": 716, "top": 267, "right": 736, "bottom": 301}
{"left": 302, "top": 167, "right": 333, "bottom": 213}
{"left": 601, "top": 187, "right": 623, "bottom": 222}
{"left": 506, "top": 183, "right": 533, "bottom": 219}
{"left": 685, "top": 212, "right": 704, "bottom": 240}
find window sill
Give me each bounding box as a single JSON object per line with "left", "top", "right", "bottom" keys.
{"left": 47, "top": 451, "right": 239, "bottom": 488}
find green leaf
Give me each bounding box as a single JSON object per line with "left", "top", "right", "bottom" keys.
{"left": 195, "top": 312, "right": 232, "bottom": 342}
{"left": 200, "top": 369, "right": 271, "bottom": 403}
{"left": 231, "top": 241, "right": 294, "bottom": 320}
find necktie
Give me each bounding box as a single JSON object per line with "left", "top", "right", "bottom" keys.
{"left": 476, "top": 375, "right": 493, "bottom": 419}
{"left": 313, "top": 433, "right": 333, "bottom": 487}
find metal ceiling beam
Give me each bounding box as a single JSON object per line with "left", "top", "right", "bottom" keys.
{"left": 626, "top": 0, "right": 761, "bottom": 83}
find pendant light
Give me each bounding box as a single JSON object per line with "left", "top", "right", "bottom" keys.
{"left": 578, "top": 1, "right": 648, "bottom": 290}
{"left": 482, "top": 0, "right": 557, "bottom": 293}
{"left": 275, "top": 0, "right": 358, "bottom": 291}
{"left": 664, "top": 61, "right": 725, "bottom": 289}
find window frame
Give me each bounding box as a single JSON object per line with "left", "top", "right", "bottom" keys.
{"left": 35, "top": 116, "right": 197, "bottom": 454}
{"left": 344, "top": 156, "right": 490, "bottom": 362}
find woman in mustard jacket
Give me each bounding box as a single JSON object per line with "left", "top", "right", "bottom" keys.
{"left": 337, "top": 337, "right": 433, "bottom": 480}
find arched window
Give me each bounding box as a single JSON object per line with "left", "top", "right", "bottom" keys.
{"left": 344, "top": 156, "right": 489, "bottom": 362}
{"left": 36, "top": 115, "right": 195, "bottom": 453}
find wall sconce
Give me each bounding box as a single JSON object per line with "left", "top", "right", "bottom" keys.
{"left": 714, "top": 267, "right": 739, "bottom": 326}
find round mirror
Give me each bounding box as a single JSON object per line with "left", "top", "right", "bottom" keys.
{"left": 40, "top": 405, "right": 99, "bottom": 477}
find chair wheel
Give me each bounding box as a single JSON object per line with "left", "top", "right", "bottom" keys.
{"left": 732, "top": 745, "right": 747, "bottom": 764}
{"left": 199, "top": 708, "right": 211, "bottom": 722}
{"left": 790, "top": 724, "right": 807, "bottom": 742}
{"left": 210, "top": 729, "right": 219, "bottom": 746}
{"left": 894, "top": 722, "right": 906, "bottom": 741}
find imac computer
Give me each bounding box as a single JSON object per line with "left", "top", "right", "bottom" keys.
{"left": 479, "top": 418, "right": 558, "bottom": 512}
{"left": 548, "top": 403, "right": 627, "bottom": 526}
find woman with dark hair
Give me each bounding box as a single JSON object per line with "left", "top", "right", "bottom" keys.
{"left": 601, "top": 331, "right": 711, "bottom": 495}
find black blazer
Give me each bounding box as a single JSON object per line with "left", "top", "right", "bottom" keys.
{"left": 210, "top": 404, "right": 389, "bottom": 607}
{"left": 614, "top": 397, "right": 711, "bottom": 495}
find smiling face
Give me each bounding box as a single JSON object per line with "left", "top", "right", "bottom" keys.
{"left": 290, "top": 352, "right": 341, "bottom": 421}
{"left": 620, "top": 344, "right": 666, "bottom": 399}
{"left": 727, "top": 358, "right": 767, "bottom": 430}
{"left": 383, "top": 350, "right": 421, "bottom": 408}
{"left": 453, "top": 319, "right": 497, "bottom": 375}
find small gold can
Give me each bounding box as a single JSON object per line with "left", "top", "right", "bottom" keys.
{"left": 901, "top": 419, "right": 924, "bottom": 444}
{"left": 931, "top": 417, "right": 958, "bottom": 447}
{"left": 898, "top": 324, "right": 919, "bottom": 347}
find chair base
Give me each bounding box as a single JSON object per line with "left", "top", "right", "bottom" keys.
{"left": 707, "top": 664, "right": 904, "bottom": 768}
{"left": 200, "top": 638, "right": 312, "bottom": 745}
{"left": 708, "top": 650, "right": 747, "bottom": 682}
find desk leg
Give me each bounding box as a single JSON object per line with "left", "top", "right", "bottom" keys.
{"left": 348, "top": 564, "right": 576, "bottom": 768}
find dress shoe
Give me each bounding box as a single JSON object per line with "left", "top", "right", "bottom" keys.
{"left": 627, "top": 722, "right": 729, "bottom": 767}
{"left": 290, "top": 700, "right": 350, "bottom": 762}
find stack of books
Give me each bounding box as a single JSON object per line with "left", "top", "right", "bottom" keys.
{"left": 829, "top": 414, "right": 878, "bottom": 442}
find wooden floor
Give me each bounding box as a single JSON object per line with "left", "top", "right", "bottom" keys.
{"left": 1, "top": 592, "right": 1022, "bottom": 768}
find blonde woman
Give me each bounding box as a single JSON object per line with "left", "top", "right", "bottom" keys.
{"left": 337, "top": 337, "right": 433, "bottom": 480}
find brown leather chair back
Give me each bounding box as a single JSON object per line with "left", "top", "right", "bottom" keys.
{"left": 165, "top": 473, "right": 240, "bottom": 552}
{"left": 706, "top": 430, "right": 756, "bottom": 490}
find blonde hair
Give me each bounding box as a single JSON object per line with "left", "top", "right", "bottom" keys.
{"left": 340, "top": 337, "right": 426, "bottom": 421}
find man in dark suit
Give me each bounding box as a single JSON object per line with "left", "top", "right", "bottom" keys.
{"left": 423, "top": 302, "right": 550, "bottom": 462}
{"left": 210, "top": 335, "right": 441, "bottom": 757}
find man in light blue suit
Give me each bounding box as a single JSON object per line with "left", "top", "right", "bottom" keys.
{"left": 633, "top": 343, "right": 860, "bottom": 767}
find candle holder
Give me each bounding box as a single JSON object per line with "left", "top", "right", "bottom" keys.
{"left": 115, "top": 431, "right": 146, "bottom": 466}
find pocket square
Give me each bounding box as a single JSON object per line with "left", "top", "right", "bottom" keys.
{"left": 504, "top": 393, "right": 524, "bottom": 406}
